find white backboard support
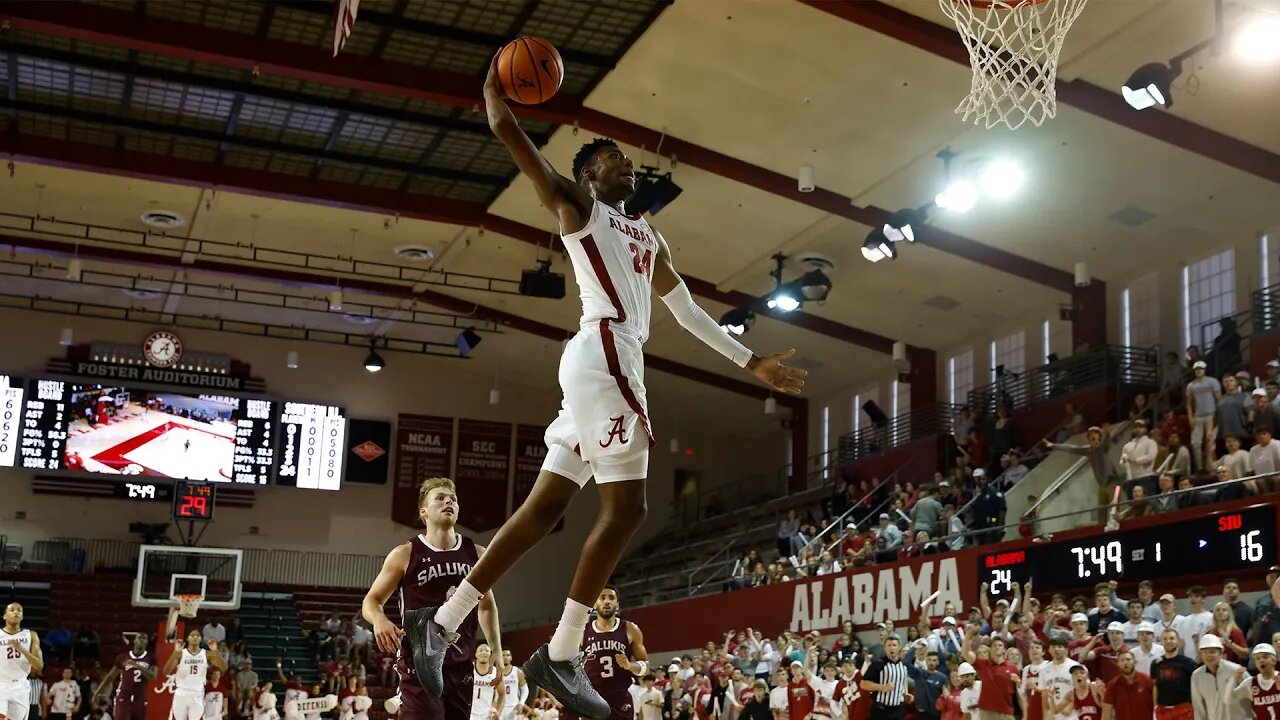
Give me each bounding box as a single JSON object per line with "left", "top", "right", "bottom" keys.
{"left": 133, "top": 545, "right": 243, "bottom": 610}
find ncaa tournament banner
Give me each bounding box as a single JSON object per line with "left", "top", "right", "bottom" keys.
{"left": 454, "top": 419, "right": 512, "bottom": 532}
{"left": 513, "top": 424, "right": 563, "bottom": 533}
{"left": 392, "top": 415, "right": 455, "bottom": 528}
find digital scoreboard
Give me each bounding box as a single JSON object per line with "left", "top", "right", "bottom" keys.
{"left": 173, "top": 480, "right": 216, "bottom": 520}
{"left": 978, "top": 505, "right": 1278, "bottom": 595}
{"left": 275, "top": 402, "right": 347, "bottom": 491}
{"left": 0, "top": 374, "right": 26, "bottom": 468}
{"left": 19, "top": 378, "right": 69, "bottom": 471}
{"left": 6, "top": 374, "right": 346, "bottom": 489}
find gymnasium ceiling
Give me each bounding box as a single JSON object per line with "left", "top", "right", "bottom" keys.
{"left": 0, "top": 0, "right": 1279, "bottom": 437}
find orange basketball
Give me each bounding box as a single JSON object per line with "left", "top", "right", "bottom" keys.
{"left": 495, "top": 36, "right": 564, "bottom": 105}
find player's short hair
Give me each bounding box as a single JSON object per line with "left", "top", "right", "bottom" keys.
{"left": 417, "top": 477, "right": 456, "bottom": 507}
{"left": 572, "top": 138, "right": 618, "bottom": 183}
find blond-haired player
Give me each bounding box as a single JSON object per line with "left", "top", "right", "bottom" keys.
{"left": 363, "top": 478, "right": 502, "bottom": 720}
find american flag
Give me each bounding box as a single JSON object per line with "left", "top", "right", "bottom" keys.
{"left": 332, "top": 0, "right": 361, "bottom": 57}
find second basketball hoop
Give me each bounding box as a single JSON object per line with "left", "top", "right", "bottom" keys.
{"left": 939, "top": 0, "right": 1089, "bottom": 130}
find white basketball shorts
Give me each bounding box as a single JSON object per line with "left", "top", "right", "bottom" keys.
{"left": 543, "top": 320, "right": 653, "bottom": 485}
{"left": 0, "top": 679, "right": 29, "bottom": 720}
{"left": 171, "top": 690, "right": 205, "bottom": 720}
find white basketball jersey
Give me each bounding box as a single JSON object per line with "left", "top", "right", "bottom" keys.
{"left": 471, "top": 666, "right": 498, "bottom": 720}
{"left": 204, "top": 688, "right": 225, "bottom": 720}
{"left": 561, "top": 201, "right": 657, "bottom": 341}
{"left": 50, "top": 680, "right": 80, "bottom": 713}
{"left": 501, "top": 668, "right": 520, "bottom": 710}
{"left": 0, "top": 628, "right": 32, "bottom": 681}
{"left": 174, "top": 648, "right": 208, "bottom": 693}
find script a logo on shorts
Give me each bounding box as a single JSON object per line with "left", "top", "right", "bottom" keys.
{"left": 154, "top": 672, "right": 177, "bottom": 695}
{"left": 599, "top": 415, "right": 629, "bottom": 448}
{"left": 351, "top": 440, "right": 386, "bottom": 463}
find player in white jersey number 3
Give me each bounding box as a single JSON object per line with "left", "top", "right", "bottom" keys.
{"left": 162, "top": 629, "right": 228, "bottom": 720}
{"left": 1, "top": 603, "right": 45, "bottom": 720}
{"left": 406, "top": 55, "right": 808, "bottom": 720}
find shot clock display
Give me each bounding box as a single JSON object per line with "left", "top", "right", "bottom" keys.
{"left": 173, "top": 480, "right": 216, "bottom": 520}
{"left": 978, "top": 506, "right": 1278, "bottom": 594}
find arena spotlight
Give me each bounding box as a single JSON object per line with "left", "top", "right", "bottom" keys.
{"left": 935, "top": 180, "right": 978, "bottom": 213}
{"left": 456, "top": 327, "right": 483, "bottom": 357}
{"left": 625, "top": 168, "right": 683, "bottom": 216}
{"left": 1122, "top": 62, "right": 1178, "bottom": 109}
{"left": 797, "top": 269, "right": 832, "bottom": 302}
{"left": 882, "top": 208, "right": 925, "bottom": 244}
{"left": 980, "top": 160, "right": 1025, "bottom": 199}
{"left": 766, "top": 290, "right": 801, "bottom": 312}
{"left": 1236, "top": 14, "right": 1280, "bottom": 63}
{"left": 861, "top": 229, "right": 897, "bottom": 263}
{"left": 363, "top": 340, "right": 385, "bottom": 373}
{"left": 719, "top": 307, "right": 755, "bottom": 335}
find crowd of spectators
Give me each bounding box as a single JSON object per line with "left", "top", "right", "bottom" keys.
{"left": 728, "top": 343, "right": 1280, "bottom": 599}
{"left": 587, "top": 570, "right": 1280, "bottom": 720}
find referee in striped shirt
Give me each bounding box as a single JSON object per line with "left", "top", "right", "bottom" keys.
{"left": 860, "top": 635, "right": 911, "bottom": 719}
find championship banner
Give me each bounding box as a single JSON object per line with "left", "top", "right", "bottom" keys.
{"left": 454, "top": 419, "right": 512, "bottom": 532}
{"left": 512, "top": 424, "right": 562, "bottom": 533}
{"left": 392, "top": 415, "right": 454, "bottom": 528}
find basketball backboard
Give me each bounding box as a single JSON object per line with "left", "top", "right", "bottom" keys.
{"left": 132, "top": 545, "right": 243, "bottom": 610}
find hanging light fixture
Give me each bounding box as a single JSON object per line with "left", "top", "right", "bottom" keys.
{"left": 363, "top": 338, "right": 385, "bottom": 373}
{"left": 59, "top": 328, "right": 74, "bottom": 346}
{"left": 286, "top": 350, "right": 300, "bottom": 369}
{"left": 765, "top": 396, "right": 777, "bottom": 415}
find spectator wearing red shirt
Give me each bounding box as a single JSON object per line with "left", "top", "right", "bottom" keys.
{"left": 786, "top": 662, "right": 815, "bottom": 720}
{"left": 1102, "top": 650, "right": 1154, "bottom": 720}
{"left": 1067, "top": 614, "right": 1102, "bottom": 677}
{"left": 1093, "top": 623, "right": 1131, "bottom": 685}
{"left": 834, "top": 659, "right": 870, "bottom": 720}
{"left": 936, "top": 667, "right": 973, "bottom": 720}
{"left": 962, "top": 632, "right": 1020, "bottom": 720}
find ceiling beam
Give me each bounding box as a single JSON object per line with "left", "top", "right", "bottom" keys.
{"left": 1, "top": 230, "right": 799, "bottom": 407}
{"left": 800, "top": 0, "right": 1280, "bottom": 188}
{"left": 0, "top": 0, "right": 1076, "bottom": 295}
{"left": 0, "top": 131, "right": 904, "bottom": 355}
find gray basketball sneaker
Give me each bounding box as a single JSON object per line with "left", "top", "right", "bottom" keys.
{"left": 402, "top": 607, "right": 459, "bottom": 697}
{"left": 522, "top": 644, "right": 610, "bottom": 720}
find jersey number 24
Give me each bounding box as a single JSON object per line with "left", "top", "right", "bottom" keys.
{"left": 628, "top": 244, "right": 653, "bottom": 280}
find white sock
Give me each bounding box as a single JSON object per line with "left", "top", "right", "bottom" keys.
{"left": 434, "top": 580, "right": 483, "bottom": 634}
{"left": 547, "top": 598, "right": 592, "bottom": 662}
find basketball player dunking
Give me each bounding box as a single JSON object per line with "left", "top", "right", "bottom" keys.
{"left": 498, "top": 651, "right": 529, "bottom": 720}
{"left": 1, "top": 603, "right": 44, "bottom": 720}
{"left": 410, "top": 59, "right": 806, "bottom": 720}
{"left": 93, "top": 633, "right": 156, "bottom": 720}
{"left": 569, "top": 587, "right": 649, "bottom": 720}
{"left": 161, "top": 630, "right": 227, "bottom": 720}
{"left": 363, "top": 478, "right": 503, "bottom": 720}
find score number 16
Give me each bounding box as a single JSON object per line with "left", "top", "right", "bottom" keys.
{"left": 1242, "top": 530, "right": 1265, "bottom": 562}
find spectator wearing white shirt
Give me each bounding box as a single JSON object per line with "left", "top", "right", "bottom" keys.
{"left": 1173, "top": 587, "right": 1214, "bottom": 662}
{"left": 202, "top": 619, "right": 227, "bottom": 646}
{"left": 1119, "top": 420, "right": 1158, "bottom": 481}
{"left": 46, "top": 668, "right": 80, "bottom": 720}
{"left": 1250, "top": 426, "right": 1280, "bottom": 494}
{"left": 768, "top": 669, "right": 788, "bottom": 720}
{"left": 1131, "top": 623, "right": 1164, "bottom": 675}
{"left": 1189, "top": 635, "right": 1249, "bottom": 720}
{"left": 1219, "top": 434, "right": 1251, "bottom": 484}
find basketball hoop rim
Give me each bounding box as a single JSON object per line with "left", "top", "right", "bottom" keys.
{"left": 174, "top": 593, "right": 204, "bottom": 619}
{"left": 953, "top": 0, "right": 1049, "bottom": 8}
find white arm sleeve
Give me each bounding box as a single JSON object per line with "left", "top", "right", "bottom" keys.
{"left": 660, "top": 281, "right": 752, "bottom": 368}
{"left": 518, "top": 678, "right": 529, "bottom": 705}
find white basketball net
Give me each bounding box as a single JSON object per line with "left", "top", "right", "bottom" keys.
{"left": 175, "top": 594, "right": 203, "bottom": 619}
{"left": 938, "top": 0, "right": 1089, "bottom": 130}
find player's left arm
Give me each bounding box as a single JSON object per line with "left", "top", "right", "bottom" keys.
{"left": 517, "top": 669, "right": 530, "bottom": 707}
{"left": 615, "top": 621, "right": 650, "bottom": 677}
{"left": 17, "top": 630, "right": 44, "bottom": 674}
{"left": 207, "top": 640, "right": 229, "bottom": 673}
{"left": 652, "top": 233, "right": 805, "bottom": 395}
{"left": 476, "top": 545, "right": 503, "bottom": 662}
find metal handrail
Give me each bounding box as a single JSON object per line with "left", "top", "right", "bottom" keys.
{"left": 1022, "top": 416, "right": 1133, "bottom": 520}
{"left": 966, "top": 344, "right": 1158, "bottom": 414}
{"left": 800, "top": 457, "right": 915, "bottom": 557}
{"left": 686, "top": 525, "right": 758, "bottom": 596}
{"left": 1254, "top": 282, "right": 1280, "bottom": 334}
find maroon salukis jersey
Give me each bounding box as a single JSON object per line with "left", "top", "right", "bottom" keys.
{"left": 581, "top": 617, "right": 634, "bottom": 697}
{"left": 397, "top": 533, "right": 479, "bottom": 667}
{"left": 114, "top": 651, "right": 155, "bottom": 700}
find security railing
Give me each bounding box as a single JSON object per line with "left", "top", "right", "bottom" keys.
{"left": 837, "top": 403, "right": 962, "bottom": 465}
{"left": 1256, "top": 282, "right": 1280, "bottom": 334}
{"left": 966, "top": 344, "right": 1158, "bottom": 413}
